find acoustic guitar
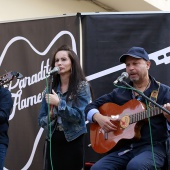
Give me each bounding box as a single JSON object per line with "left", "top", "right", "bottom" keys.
{"left": 90, "top": 99, "right": 162, "bottom": 154}
{"left": 0, "top": 71, "right": 19, "bottom": 87}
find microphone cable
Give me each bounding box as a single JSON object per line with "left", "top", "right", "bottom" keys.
{"left": 113, "top": 83, "right": 157, "bottom": 170}
{"left": 45, "top": 76, "right": 54, "bottom": 170}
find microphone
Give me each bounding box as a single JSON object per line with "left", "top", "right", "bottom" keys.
{"left": 113, "top": 72, "right": 129, "bottom": 84}
{"left": 46, "top": 67, "right": 60, "bottom": 76}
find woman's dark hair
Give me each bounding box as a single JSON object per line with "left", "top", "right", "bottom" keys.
{"left": 49, "top": 45, "right": 93, "bottom": 101}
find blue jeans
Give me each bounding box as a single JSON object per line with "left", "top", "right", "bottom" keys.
{"left": 91, "top": 143, "right": 166, "bottom": 170}
{"left": 0, "top": 144, "right": 7, "bottom": 170}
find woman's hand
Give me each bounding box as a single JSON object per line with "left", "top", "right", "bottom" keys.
{"left": 45, "top": 89, "right": 60, "bottom": 106}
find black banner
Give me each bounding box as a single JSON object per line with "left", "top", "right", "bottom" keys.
{"left": 0, "top": 15, "right": 80, "bottom": 169}
{"left": 82, "top": 12, "right": 170, "bottom": 163}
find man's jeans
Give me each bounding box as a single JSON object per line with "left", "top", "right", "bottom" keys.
{"left": 0, "top": 144, "right": 7, "bottom": 170}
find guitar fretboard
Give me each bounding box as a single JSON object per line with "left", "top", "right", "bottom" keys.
{"left": 129, "top": 107, "right": 162, "bottom": 124}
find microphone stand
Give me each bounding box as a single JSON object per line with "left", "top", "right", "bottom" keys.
{"left": 43, "top": 75, "right": 53, "bottom": 170}
{"left": 121, "top": 80, "right": 170, "bottom": 115}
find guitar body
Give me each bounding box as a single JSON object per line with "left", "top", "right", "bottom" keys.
{"left": 90, "top": 99, "right": 146, "bottom": 154}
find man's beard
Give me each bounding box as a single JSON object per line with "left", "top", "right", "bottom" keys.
{"left": 130, "top": 77, "right": 139, "bottom": 82}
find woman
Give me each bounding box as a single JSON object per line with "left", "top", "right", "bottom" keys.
{"left": 38, "top": 45, "right": 92, "bottom": 170}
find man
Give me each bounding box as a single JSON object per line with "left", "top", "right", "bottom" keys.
{"left": 0, "top": 85, "right": 13, "bottom": 170}
{"left": 85, "top": 47, "right": 170, "bottom": 170}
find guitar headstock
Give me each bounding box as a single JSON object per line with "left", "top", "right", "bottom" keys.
{"left": 0, "top": 71, "right": 15, "bottom": 87}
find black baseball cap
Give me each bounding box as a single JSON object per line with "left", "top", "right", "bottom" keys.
{"left": 119, "top": 47, "right": 149, "bottom": 63}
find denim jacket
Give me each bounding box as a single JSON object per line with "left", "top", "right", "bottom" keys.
{"left": 38, "top": 81, "right": 91, "bottom": 142}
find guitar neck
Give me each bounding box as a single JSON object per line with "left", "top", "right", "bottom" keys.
{"left": 129, "top": 107, "right": 162, "bottom": 124}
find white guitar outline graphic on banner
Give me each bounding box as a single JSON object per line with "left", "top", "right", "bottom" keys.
{"left": 86, "top": 46, "right": 170, "bottom": 81}
{"left": 0, "top": 30, "right": 77, "bottom": 170}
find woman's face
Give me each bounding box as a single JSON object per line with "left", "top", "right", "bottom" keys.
{"left": 54, "top": 50, "right": 72, "bottom": 75}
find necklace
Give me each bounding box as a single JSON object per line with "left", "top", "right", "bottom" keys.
{"left": 133, "top": 79, "right": 151, "bottom": 97}
{"left": 144, "top": 79, "right": 151, "bottom": 92}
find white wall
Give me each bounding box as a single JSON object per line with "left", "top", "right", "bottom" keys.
{"left": 0, "top": 0, "right": 166, "bottom": 22}
{"left": 0, "top": 0, "right": 107, "bottom": 22}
